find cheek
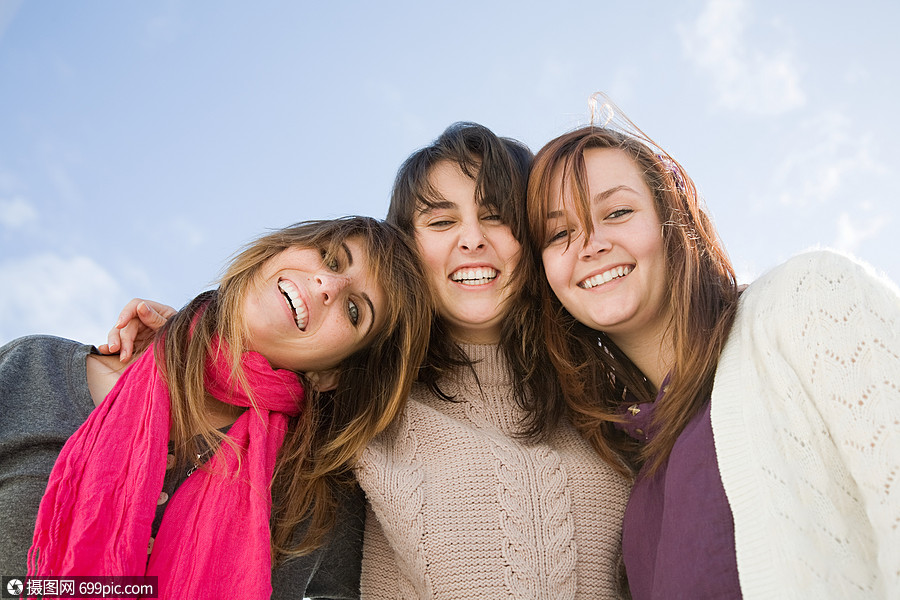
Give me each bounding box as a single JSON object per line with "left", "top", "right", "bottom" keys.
{"left": 541, "top": 251, "right": 569, "bottom": 295}
{"left": 415, "top": 235, "right": 446, "bottom": 279}
{"left": 316, "top": 324, "right": 355, "bottom": 365}
{"left": 637, "top": 220, "right": 666, "bottom": 261}
{"left": 493, "top": 226, "right": 520, "bottom": 250}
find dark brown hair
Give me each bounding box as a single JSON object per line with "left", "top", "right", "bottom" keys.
{"left": 527, "top": 123, "right": 739, "bottom": 476}
{"left": 387, "top": 122, "right": 566, "bottom": 438}
{"left": 157, "top": 216, "right": 430, "bottom": 560}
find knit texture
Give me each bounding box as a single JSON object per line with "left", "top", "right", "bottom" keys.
{"left": 356, "top": 344, "right": 630, "bottom": 599}
{"left": 711, "top": 251, "right": 900, "bottom": 599}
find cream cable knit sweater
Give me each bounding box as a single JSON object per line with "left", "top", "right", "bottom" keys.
{"left": 711, "top": 251, "right": 900, "bottom": 599}
{"left": 356, "top": 343, "right": 630, "bottom": 599}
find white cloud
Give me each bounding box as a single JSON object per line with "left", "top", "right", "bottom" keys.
{"left": 0, "top": 254, "right": 126, "bottom": 346}
{"left": 833, "top": 212, "right": 888, "bottom": 255}
{"left": 680, "top": 0, "right": 805, "bottom": 115}
{"left": 0, "top": 196, "right": 37, "bottom": 229}
{"left": 774, "top": 110, "right": 886, "bottom": 207}
{"left": 732, "top": 258, "right": 763, "bottom": 287}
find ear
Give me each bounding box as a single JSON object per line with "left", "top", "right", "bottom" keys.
{"left": 305, "top": 368, "right": 340, "bottom": 392}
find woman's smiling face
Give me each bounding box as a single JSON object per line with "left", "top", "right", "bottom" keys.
{"left": 540, "top": 147, "right": 671, "bottom": 350}
{"left": 413, "top": 160, "right": 521, "bottom": 344}
{"left": 242, "top": 236, "right": 386, "bottom": 374}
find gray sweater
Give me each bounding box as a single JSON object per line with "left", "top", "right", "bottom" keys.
{"left": 0, "top": 335, "right": 362, "bottom": 599}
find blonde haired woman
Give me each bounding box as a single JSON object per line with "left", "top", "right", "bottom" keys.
{"left": 0, "top": 216, "right": 430, "bottom": 599}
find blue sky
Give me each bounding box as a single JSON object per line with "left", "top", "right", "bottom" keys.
{"left": 1, "top": 0, "right": 898, "bottom": 345}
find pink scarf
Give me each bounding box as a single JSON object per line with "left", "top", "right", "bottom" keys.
{"left": 28, "top": 338, "right": 304, "bottom": 599}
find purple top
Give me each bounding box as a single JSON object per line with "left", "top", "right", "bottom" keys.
{"left": 618, "top": 386, "right": 741, "bottom": 599}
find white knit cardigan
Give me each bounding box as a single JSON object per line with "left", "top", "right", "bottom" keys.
{"left": 711, "top": 251, "right": 900, "bottom": 598}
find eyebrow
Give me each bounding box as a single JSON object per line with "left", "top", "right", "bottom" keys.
{"left": 417, "top": 200, "right": 457, "bottom": 214}
{"left": 344, "top": 241, "right": 377, "bottom": 336}
{"left": 341, "top": 242, "right": 353, "bottom": 267}
{"left": 362, "top": 292, "right": 376, "bottom": 337}
{"left": 545, "top": 185, "right": 635, "bottom": 221}
{"left": 593, "top": 185, "right": 633, "bottom": 204}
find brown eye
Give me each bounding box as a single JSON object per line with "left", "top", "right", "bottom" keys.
{"left": 547, "top": 229, "right": 570, "bottom": 245}
{"left": 320, "top": 249, "right": 340, "bottom": 271}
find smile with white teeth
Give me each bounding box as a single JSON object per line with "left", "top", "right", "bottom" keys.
{"left": 579, "top": 265, "right": 633, "bottom": 289}
{"left": 277, "top": 279, "right": 309, "bottom": 330}
{"left": 450, "top": 267, "right": 498, "bottom": 286}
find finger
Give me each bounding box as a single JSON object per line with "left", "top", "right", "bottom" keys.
{"left": 136, "top": 301, "right": 169, "bottom": 330}
{"left": 115, "top": 298, "right": 147, "bottom": 329}
{"left": 142, "top": 299, "right": 177, "bottom": 320}
{"left": 117, "top": 318, "right": 143, "bottom": 362}
{"left": 103, "top": 324, "right": 123, "bottom": 354}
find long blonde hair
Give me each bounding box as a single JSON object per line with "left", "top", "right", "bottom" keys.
{"left": 157, "top": 216, "right": 431, "bottom": 559}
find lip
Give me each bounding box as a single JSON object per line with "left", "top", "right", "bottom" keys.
{"left": 449, "top": 263, "right": 500, "bottom": 287}
{"left": 578, "top": 263, "right": 634, "bottom": 289}
{"left": 276, "top": 276, "right": 310, "bottom": 330}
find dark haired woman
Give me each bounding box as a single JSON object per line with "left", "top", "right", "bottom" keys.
{"left": 354, "top": 122, "right": 630, "bottom": 598}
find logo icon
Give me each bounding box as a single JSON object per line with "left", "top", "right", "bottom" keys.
{"left": 6, "top": 579, "right": 23, "bottom": 596}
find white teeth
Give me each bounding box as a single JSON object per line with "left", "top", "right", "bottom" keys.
{"left": 277, "top": 279, "right": 308, "bottom": 330}
{"left": 579, "top": 265, "right": 633, "bottom": 289}
{"left": 450, "top": 267, "right": 498, "bottom": 286}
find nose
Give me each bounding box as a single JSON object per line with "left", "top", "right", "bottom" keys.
{"left": 458, "top": 220, "right": 486, "bottom": 252}
{"left": 580, "top": 225, "right": 611, "bottom": 260}
{"left": 315, "top": 272, "right": 351, "bottom": 303}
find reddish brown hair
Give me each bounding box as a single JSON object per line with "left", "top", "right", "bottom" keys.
{"left": 527, "top": 124, "right": 739, "bottom": 476}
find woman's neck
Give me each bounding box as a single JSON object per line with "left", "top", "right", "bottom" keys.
{"left": 205, "top": 394, "right": 247, "bottom": 429}
{"left": 450, "top": 330, "right": 501, "bottom": 345}
{"left": 446, "top": 318, "right": 504, "bottom": 345}
{"left": 611, "top": 330, "right": 674, "bottom": 393}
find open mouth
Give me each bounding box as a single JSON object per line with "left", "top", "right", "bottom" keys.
{"left": 579, "top": 265, "right": 633, "bottom": 289}
{"left": 277, "top": 279, "right": 308, "bottom": 330}
{"left": 450, "top": 267, "right": 498, "bottom": 286}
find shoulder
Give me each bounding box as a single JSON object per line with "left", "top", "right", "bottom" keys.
{"left": 748, "top": 249, "right": 895, "bottom": 294}
{"left": 737, "top": 250, "right": 898, "bottom": 322}
{"left": 0, "top": 334, "right": 91, "bottom": 368}
{"left": 0, "top": 335, "right": 95, "bottom": 405}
